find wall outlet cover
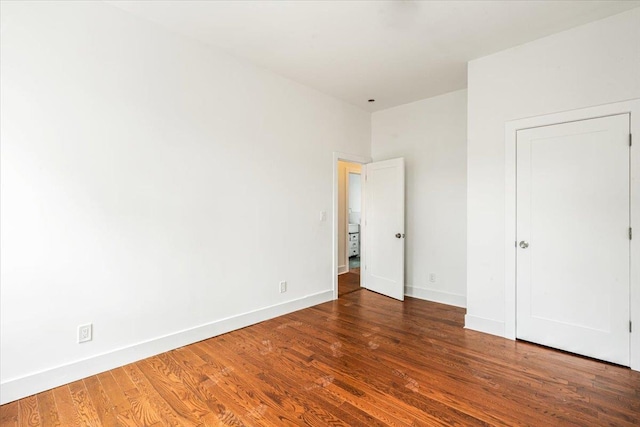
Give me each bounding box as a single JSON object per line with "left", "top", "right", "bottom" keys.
{"left": 78, "top": 323, "right": 92, "bottom": 343}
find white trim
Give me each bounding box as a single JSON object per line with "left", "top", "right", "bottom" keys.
{"left": 337, "top": 265, "right": 348, "bottom": 275}
{"left": 0, "top": 290, "right": 332, "bottom": 405}
{"left": 464, "top": 314, "right": 505, "bottom": 337}
{"left": 405, "top": 286, "right": 466, "bottom": 308}
{"left": 504, "top": 98, "right": 640, "bottom": 371}
{"left": 332, "top": 152, "right": 371, "bottom": 300}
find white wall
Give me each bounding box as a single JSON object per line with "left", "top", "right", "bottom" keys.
{"left": 372, "top": 90, "right": 467, "bottom": 307}
{"left": 0, "top": 1, "right": 370, "bottom": 403}
{"left": 348, "top": 172, "right": 361, "bottom": 225}
{"left": 466, "top": 8, "right": 640, "bottom": 335}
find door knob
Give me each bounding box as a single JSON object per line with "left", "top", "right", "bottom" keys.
{"left": 395, "top": 233, "right": 404, "bottom": 238}
{"left": 519, "top": 241, "right": 529, "bottom": 249}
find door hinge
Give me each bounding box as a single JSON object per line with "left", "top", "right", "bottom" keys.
{"left": 630, "top": 227, "right": 633, "bottom": 240}
{"left": 630, "top": 133, "right": 633, "bottom": 147}
{"left": 630, "top": 321, "right": 633, "bottom": 333}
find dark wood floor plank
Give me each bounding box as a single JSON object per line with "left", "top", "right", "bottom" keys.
{"left": 296, "top": 294, "right": 636, "bottom": 425}
{"left": 162, "top": 347, "right": 245, "bottom": 426}
{"left": 35, "top": 392, "right": 59, "bottom": 427}
{"left": 247, "top": 315, "right": 484, "bottom": 426}
{"left": 220, "top": 328, "right": 418, "bottom": 427}
{"left": 281, "top": 340, "right": 464, "bottom": 426}
{"left": 171, "top": 345, "right": 292, "bottom": 427}
{"left": 68, "top": 380, "right": 101, "bottom": 427}
{"left": 285, "top": 319, "right": 553, "bottom": 425}
{"left": 197, "top": 336, "right": 374, "bottom": 427}
{"left": 198, "top": 335, "right": 355, "bottom": 426}
{"left": 18, "top": 396, "right": 40, "bottom": 427}
{"left": 110, "top": 367, "right": 161, "bottom": 426}
{"left": 308, "top": 295, "right": 594, "bottom": 425}
{"left": 122, "top": 363, "right": 194, "bottom": 426}
{"left": 95, "top": 371, "right": 141, "bottom": 427}
{"left": 2, "top": 290, "right": 640, "bottom": 426}
{"left": 338, "top": 271, "right": 361, "bottom": 296}
{"left": 50, "top": 386, "right": 80, "bottom": 427}
{"left": 140, "top": 353, "right": 219, "bottom": 426}
{"left": 225, "top": 325, "right": 452, "bottom": 427}
{"left": 0, "top": 401, "right": 19, "bottom": 427}
{"left": 83, "top": 376, "right": 121, "bottom": 426}
{"left": 186, "top": 342, "right": 287, "bottom": 426}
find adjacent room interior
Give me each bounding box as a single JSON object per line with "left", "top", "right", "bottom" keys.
{"left": 1, "top": 1, "right": 639, "bottom": 425}
{"left": 337, "top": 160, "right": 362, "bottom": 297}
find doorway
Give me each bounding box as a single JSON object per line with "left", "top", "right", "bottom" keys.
{"left": 332, "top": 153, "right": 407, "bottom": 301}
{"left": 338, "top": 161, "right": 363, "bottom": 296}
{"left": 332, "top": 152, "right": 369, "bottom": 299}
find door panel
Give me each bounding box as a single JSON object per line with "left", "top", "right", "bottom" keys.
{"left": 363, "top": 158, "right": 405, "bottom": 301}
{"left": 516, "top": 114, "right": 630, "bottom": 366}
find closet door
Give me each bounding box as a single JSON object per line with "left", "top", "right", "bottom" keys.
{"left": 516, "top": 114, "right": 630, "bottom": 365}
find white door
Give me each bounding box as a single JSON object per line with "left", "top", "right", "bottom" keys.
{"left": 362, "top": 158, "right": 405, "bottom": 301}
{"left": 516, "top": 114, "right": 630, "bottom": 366}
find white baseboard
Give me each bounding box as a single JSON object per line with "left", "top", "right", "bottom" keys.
{"left": 0, "top": 290, "right": 333, "bottom": 405}
{"left": 338, "top": 264, "right": 348, "bottom": 275}
{"left": 464, "top": 314, "right": 505, "bottom": 338}
{"left": 405, "top": 286, "right": 466, "bottom": 308}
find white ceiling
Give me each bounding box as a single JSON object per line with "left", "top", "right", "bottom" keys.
{"left": 108, "top": 0, "right": 640, "bottom": 112}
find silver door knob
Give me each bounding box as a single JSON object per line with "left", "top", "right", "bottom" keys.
{"left": 519, "top": 241, "right": 529, "bottom": 249}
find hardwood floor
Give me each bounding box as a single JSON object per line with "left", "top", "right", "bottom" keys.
{"left": 338, "top": 271, "right": 361, "bottom": 297}
{"left": 2, "top": 290, "right": 639, "bottom": 426}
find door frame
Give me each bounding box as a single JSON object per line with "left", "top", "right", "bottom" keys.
{"left": 333, "top": 152, "right": 371, "bottom": 300}
{"left": 504, "top": 99, "right": 640, "bottom": 370}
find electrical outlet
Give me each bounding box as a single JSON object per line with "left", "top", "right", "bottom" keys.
{"left": 279, "top": 281, "right": 287, "bottom": 293}
{"left": 78, "top": 323, "right": 92, "bottom": 343}
{"left": 429, "top": 273, "right": 437, "bottom": 283}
